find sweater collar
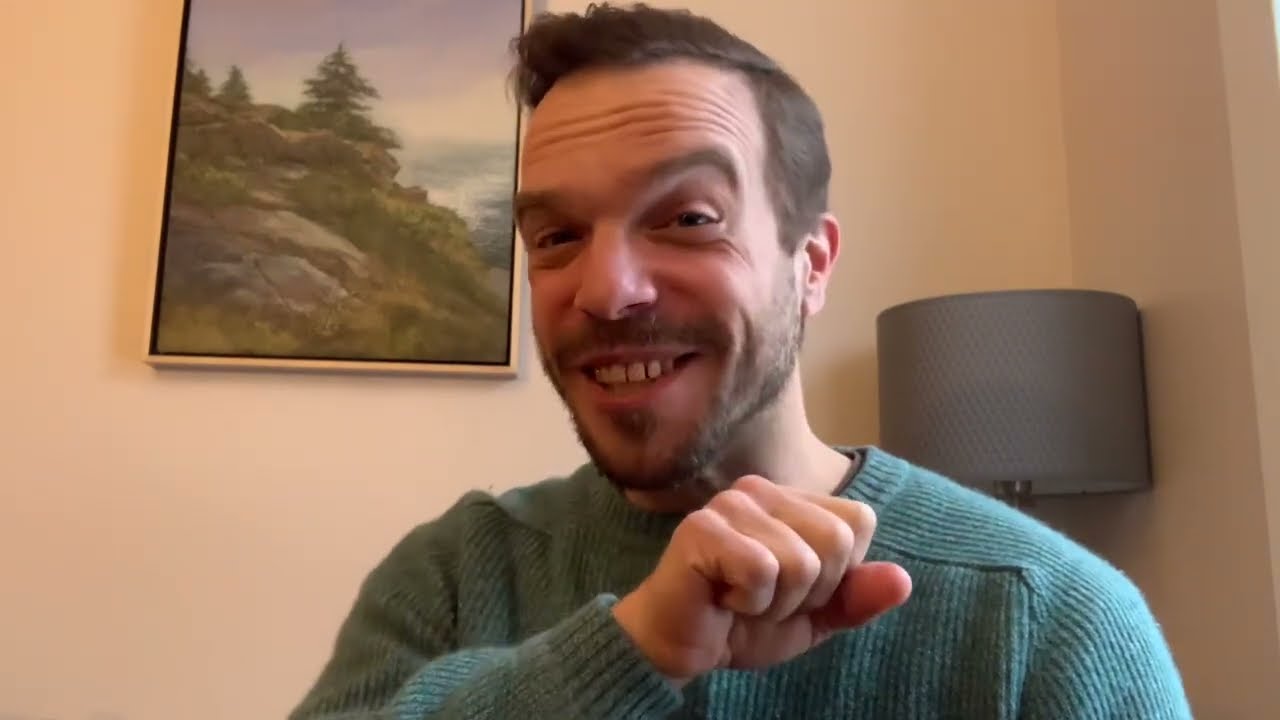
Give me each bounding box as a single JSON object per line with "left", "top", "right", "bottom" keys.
{"left": 575, "top": 445, "right": 911, "bottom": 545}
{"left": 837, "top": 445, "right": 912, "bottom": 516}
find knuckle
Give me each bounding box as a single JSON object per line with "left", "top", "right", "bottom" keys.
{"left": 741, "top": 545, "right": 781, "bottom": 587}
{"left": 682, "top": 507, "right": 721, "bottom": 535}
{"left": 821, "top": 516, "right": 857, "bottom": 558}
{"left": 711, "top": 487, "right": 755, "bottom": 514}
{"left": 790, "top": 545, "right": 822, "bottom": 585}
{"left": 854, "top": 502, "right": 878, "bottom": 536}
{"left": 731, "top": 474, "right": 771, "bottom": 495}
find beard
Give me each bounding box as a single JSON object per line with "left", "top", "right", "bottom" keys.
{"left": 538, "top": 271, "right": 805, "bottom": 497}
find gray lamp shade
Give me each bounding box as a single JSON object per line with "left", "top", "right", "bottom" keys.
{"left": 875, "top": 289, "right": 1152, "bottom": 497}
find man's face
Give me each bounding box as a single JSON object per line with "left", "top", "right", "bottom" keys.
{"left": 517, "top": 61, "right": 806, "bottom": 493}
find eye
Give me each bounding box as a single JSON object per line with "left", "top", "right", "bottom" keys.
{"left": 535, "top": 228, "right": 581, "bottom": 248}
{"left": 670, "top": 211, "right": 718, "bottom": 228}
{"left": 665, "top": 208, "right": 727, "bottom": 228}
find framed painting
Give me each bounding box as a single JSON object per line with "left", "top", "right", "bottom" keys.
{"left": 145, "top": 0, "right": 530, "bottom": 376}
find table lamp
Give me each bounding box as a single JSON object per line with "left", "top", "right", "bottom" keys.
{"left": 875, "top": 288, "right": 1153, "bottom": 506}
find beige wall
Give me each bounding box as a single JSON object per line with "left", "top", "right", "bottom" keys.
{"left": 1034, "top": 0, "right": 1280, "bottom": 715}
{"left": 1217, "top": 0, "right": 1280, "bottom": 640}
{"left": 1, "top": 4, "right": 587, "bottom": 718}
{"left": 0, "top": 0, "right": 1273, "bottom": 718}
{"left": 747, "top": 0, "right": 1074, "bottom": 440}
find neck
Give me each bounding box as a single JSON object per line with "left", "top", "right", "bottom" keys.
{"left": 623, "top": 374, "right": 852, "bottom": 513}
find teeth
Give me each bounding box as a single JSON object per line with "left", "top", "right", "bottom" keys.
{"left": 593, "top": 359, "right": 676, "bottom": 386}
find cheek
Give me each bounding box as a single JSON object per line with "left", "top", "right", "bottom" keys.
{"left": 732, "top": 278, "right": 793, "bottom": 351}
{"left": 528, "top": 274, "right": 573, "bottom": 349}
{"left": 657, "top": 252, "right": 758, "bottom": 320}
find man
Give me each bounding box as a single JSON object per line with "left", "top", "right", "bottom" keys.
{"left": 290, "top": 4, "right": 1191, "bottom": 718}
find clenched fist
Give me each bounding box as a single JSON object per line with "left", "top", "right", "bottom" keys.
{"left": 612, "top": 475, "right": 912, "bottom": 684}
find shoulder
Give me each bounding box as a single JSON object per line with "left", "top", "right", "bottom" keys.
{"left": 869, "top": 454, "right": 1189, "bottom": 714}
{"left": 383, "top": 465, "right": 595, "bottom": 560}
{"left": 871, "top": 456, "right": 1131, "bottom": 590}
{"left": 347, "top": 469, "right": 591, "bottom": 606}
{"left": 866, "top": 453, "right": 1160, "bottom": 642}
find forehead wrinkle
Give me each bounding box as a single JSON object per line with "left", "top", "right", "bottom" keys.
{"left": 524, "top": 87, "right": 761, "bottom": 169}
{"left": 536, "top": 85, "right": 750, "bottom": 139}
{"left": 525, "top": 120, "right": 753, "bottom": 176}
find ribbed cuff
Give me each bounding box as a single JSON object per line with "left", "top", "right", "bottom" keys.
{"left": 534, "top": 594, "right": 684, "bottom": 719}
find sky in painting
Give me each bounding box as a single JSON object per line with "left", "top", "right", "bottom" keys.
{"left": 183, "top": 0, "right": 525, "bottom": 145}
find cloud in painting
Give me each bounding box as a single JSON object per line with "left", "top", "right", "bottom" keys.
{"left": 182, "top": 0, "right": 525, "bottom": 144}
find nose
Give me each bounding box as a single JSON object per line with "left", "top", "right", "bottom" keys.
{"left": 573, "top": 227, "right": 658, "bottom": 320}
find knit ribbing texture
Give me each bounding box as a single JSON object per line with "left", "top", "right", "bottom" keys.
{"left": 289, "top": 446, "right": 1192, "bottom": 719}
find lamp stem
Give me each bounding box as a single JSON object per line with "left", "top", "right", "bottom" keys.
{"left": 994, "top": 479, "right": 1036, "bottom": 509}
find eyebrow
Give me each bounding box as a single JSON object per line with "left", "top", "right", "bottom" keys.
{"left": 635, "top": 146, "right": 740, "bottom": 195}
{"left": 513, "top": 146, "right": 740, "bottom": 224}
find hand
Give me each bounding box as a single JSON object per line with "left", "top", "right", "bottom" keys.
{"left": 612, "top": 474, "right": 912, "bottom": 685}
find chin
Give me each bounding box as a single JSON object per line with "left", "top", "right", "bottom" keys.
{"left": 550, "top": 349, "right": 735, "bottom": 490}
{"left": 572, "top": 412, "right": 709, "bottom": 492}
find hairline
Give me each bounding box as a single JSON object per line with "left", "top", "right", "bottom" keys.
{"left": 511, "top": 31, "right": 825, "bottom": 251}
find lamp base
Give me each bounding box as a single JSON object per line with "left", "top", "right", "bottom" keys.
{"left": 993, "top": 479, "right": 1035, "bottom": 509}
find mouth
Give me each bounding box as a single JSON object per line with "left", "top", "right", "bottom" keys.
{"left": 581, "top": 353, "right": 699, "bottom": 391}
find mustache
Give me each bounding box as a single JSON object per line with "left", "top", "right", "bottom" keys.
{"left": 551, "top": 313, "right": 731, "bottom": 368}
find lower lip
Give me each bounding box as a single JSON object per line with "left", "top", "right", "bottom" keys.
{"left": 579, "top": 357, "right": 697, "bottom": 412}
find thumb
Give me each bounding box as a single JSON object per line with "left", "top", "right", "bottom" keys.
{"left": 813, "top": 562, "right": 912, "bottom": 633}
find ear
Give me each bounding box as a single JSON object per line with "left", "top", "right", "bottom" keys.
{"left": 795, "top": 213, "right": 841, "bottom": 317}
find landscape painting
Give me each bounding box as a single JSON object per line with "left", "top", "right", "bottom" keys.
{"left": 147, "top": 0, "right": 527, "bottom": 375}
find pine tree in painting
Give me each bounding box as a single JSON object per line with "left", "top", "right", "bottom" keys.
{"left": 183, "top": 58, "right": 212, "bottom": 97}
{"left": 216, "top": 65, "right": 252, "bottom": 107}
{"left": 297, "top": 43, "right": 400, "bottom": 149}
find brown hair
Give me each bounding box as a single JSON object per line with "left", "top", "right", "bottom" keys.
{"left": 510, "top": 2, "right": 831, "bottom": 252}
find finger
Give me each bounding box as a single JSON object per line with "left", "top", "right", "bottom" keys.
{"left": 684, "top": 506, "right": 778, "bottom": 616}
{"left": 812, "top": 562, "right": 913, "bottom": 635}
{"left": 805, "top": 494, "right": 877, "bottom": 565}
{"left": 737, "top": 479, "right": 866, "bottom": 602}
{"left": 734, "top": 476, "right": 855, "bottom": 613}
{"left": 733, "top": 477, "right": 876, "bottom": 553}
{"left": 710, "top": 486, "right": 820, "bottom": 620}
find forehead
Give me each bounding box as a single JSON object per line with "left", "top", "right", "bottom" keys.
{"left": 519, "top": 61, "right": 765, "bottom": 198}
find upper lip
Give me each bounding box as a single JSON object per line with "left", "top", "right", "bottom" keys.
{"left": 571, "top": 347, "right": 697, "bottom": 370}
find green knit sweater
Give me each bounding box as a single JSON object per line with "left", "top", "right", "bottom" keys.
{"left": 289, "top": 447, "right": 1192, "bottom": 719}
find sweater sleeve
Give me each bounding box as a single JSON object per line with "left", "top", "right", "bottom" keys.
{"left": 1017, "top": 566, "right": 1193, "bottom": 720}
{"left": 287, "top": 506, "right": 682, "bottom": 720}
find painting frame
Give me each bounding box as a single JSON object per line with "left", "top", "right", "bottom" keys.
{"left": 144, "top": 0, "right": 532, "bottom": 378}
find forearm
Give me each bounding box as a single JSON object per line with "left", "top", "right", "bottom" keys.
{"left": 290, "top": 595, "right": 683, "bottom": 720}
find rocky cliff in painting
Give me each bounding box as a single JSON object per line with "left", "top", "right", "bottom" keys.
{"left": 153, "top": 55, "right": 512, "bottom": 365}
